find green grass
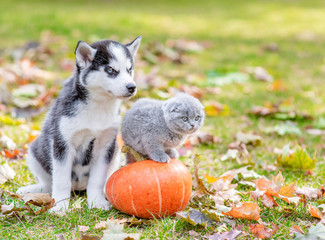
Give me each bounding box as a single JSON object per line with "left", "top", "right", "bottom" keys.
{"left": 1, "top": 0, "right": 325, "bottom": 239}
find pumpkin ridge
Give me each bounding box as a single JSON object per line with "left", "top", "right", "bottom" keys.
{"left": 178, "top": 172, "right": 185, "bottom": 211}
{"left": 152, "top": 166, "right": 162, "bottom": 215}
{"left": 128, "top": 185, "right": 138, "bottom": 216}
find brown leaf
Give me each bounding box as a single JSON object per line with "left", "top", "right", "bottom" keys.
{"left": 261, "top": 193, "right": 278, "bottom": 208}
{"left": 187, "top": 131, "right": 221, "bottom": 146}
{"left": 20, "top": 193, "right": 53, "bottom": 207}
{"left": 309, "top": 205, "right": 324, "bottom": 219}
{"left": 278, "top": 183, "right": 296, "bottom": 197}
{"left": 249, "top": 223, "right": 279, "bottom": 239}
{"left": 222, "top": 202, "right": 261, "bottom": 220}
{"left": 254, "top": 177, "right": 280, "bottom": 197}
{"left": 290, "top": 226, "right": 304, "bottom": 235}
{"left": 295, "top": 186, "right": 324, "bottom": 200}
{"left": 235, "top": 132, "right": 262, "bottom": 146}
{"left": 193, "top": 155, "right": 213, "bottom": 195}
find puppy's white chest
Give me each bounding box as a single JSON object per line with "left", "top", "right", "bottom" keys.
{"left": 60, "top": 100, "right": 120, "bottom": 146}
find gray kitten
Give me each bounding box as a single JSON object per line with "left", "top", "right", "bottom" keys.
{"left": 121, "top": 93, "right": 205, "bottom": 163}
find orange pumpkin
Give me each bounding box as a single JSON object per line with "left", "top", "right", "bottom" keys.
{"left": 105, "top": 158, "right": 192, "bottom": 219}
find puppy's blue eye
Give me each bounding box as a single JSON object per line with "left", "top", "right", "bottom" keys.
{"left": 195, "top": 116, "right": 201, "bottom": 121}
{"left": 106, "top": 66, "right": 117, "bottom": 75}
{"left": 182, "top": 116, "right": 188, "bottom": 122}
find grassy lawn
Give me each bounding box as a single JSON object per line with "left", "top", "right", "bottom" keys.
{"left": 1, "top": 0, "right": 325, "bottom": 239}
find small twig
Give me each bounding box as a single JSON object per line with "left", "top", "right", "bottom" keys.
{"left": 121, "top": 145, "right": 146, "bottom": 162}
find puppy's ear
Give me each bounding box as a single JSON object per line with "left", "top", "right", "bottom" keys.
{"left": 75, "top": 41, "right": 97, "bottom": 69}
{"left": 126, "top": 36, "right": 142, "bottom": 59}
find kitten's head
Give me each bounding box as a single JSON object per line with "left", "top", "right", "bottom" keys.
{"left": 162, "top": 93, "right": 205, "bottom": 134}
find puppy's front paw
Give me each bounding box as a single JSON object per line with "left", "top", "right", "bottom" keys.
{"left": 88, "top": 196, "right": 111, "bottom": 211}
{"left": 49, "top": 200, "right": 69, "bottom": 214}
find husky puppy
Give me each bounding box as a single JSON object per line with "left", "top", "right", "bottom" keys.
{"left": 17, "top": 37, "right": 142, "bottom": 212}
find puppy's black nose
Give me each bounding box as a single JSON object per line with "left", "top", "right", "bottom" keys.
{"left": 126, "top": 84, "right": 136, "bottom": 93}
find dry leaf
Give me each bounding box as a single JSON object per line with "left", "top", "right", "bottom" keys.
{"left": 290, "top": 225, "right": 305, "bottom": 235}
{"left": 308, "top": 205, "right": 324, "bottom": 219}
{"left": 19, "top": 192, "right": 53, "bottom": 207}
{"left": 207, "top": 229, "right": 242, "bottom": 240}
{"left": 222, "top": 202, "right": 261, "bottom": 220}
{"left": 235, "top": 132, "right": 262, "bottom": 146}
{"left": 78, "top": 225, "right": 90, "bottom": 233}
{"left": 295, "top": 187, "right": 324, "bottom": 200}
{"left": 193, "top": 155, "right": 213, "bottom": 195}
{"left": 261, "top": 193, "right": 278, "bottom": 208}
{"left": 94, "top": 221, "right": 107, "bottom": 229}
{"left": 0, "top": 163, "right": 16, "bottom": 184}
{"left": 249, "top": 223, "right": 279, "bottom": 239}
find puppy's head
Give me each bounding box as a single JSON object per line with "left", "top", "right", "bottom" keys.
{"left": 74, "top": 36, "right": 142, "bottom": 99}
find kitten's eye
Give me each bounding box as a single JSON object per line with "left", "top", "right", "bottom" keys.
{"left": 195, "top": 116, "right": 201, "bottom": 121}
{"left": 106, "top": 66, "right": 118, "bottom": 75}
{"left": 182, "top": 116, "right": 188, "bottom": 122}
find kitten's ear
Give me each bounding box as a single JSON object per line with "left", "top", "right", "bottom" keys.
{"left": 163, "top": 101, "right": 181, "bottom": 113}
{"left": 75, "top": 41, "right": 97, "bottom": 69}
{"left": 126, "top": 36, "right": 142, "bottom": 59}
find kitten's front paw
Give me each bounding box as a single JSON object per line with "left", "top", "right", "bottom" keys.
{"left": 152, "top": 153, "right": 170, "bottom": 163}
{"left": 166, "top": 149, "right": 179, "bottom": 159}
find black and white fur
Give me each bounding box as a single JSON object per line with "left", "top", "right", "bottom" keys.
{"left": 17, "top": 37, "right": 142, "bottom": 212}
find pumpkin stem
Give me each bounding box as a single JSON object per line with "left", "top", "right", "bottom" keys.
{"left": 121, "top": 145, "right": 146, "bottom": 163}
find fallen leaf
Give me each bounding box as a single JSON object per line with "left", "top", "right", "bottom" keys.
{"left": 94, "top": 221, "right": 107, "bottom": 229}
{"left": 268, "top": 80, "right": 287, "bottom": 91}
{"left": 0, "top": 163, "right": 16, "bottom": 184}
{"left": 204, "top": 173, "right": 218, "bottom": 184}
{"left": 220, "top": 166, "right": 262, "bottom": 180}
{"left": 277, "top": 146, "right": 316, "bottom": 170}
{"left": 204, "top": 101, "right": 229, "bottom": 117}
{"left": 80, "top": 235, "right": 100, "bottom": 240}
{"left": 222, "top": 202, "right": 261, "bottom": 221}
{"left": 3, "top": 149, "right": 20, "bottom": 159}
{"left": 188, "top": 230, "right": 199, "bottom": 237}
{"left": 78, "top": 225, "right": 90, "bottom": 233}
{"left": 250, "top": 66, "right": 273, "bottom": 82}
{"left": 220, "top": 149, "right": 239, "bottom": 161}
{"left": 188, "top": 131, "right": 221, "bottom": 146}
{"left": 193, "top": 155, "right": 213, "bottom": 195}
{"left": 290, "top": 226, "right": 305, "bottom": 235}
{"left": 249, "top": 223, "right": 279, "bottom": 239}
{"left": 260, "top": 193, "right": 278, "bottom": 208}
{"left": 0, "top": 133, "right": 17, "bottom": 150}
{"left": 308, "top": 205, "right": 324, "bottom": 219}
{"left": 264, "top": 122, "right": 302, "bottom": 136}
{"left": 102, "top": 219, "right": 141, "bottom": 240}
{"left": 207, "top": 229, "right": 242, "bottom": 240}
{"left": 235, "top": 132, "right": 262, "bottom": 146}
{"left": 278, "top": 183, "right": 296, "bottom": 197}
{"left": 20, "top": 192, "right": 53, "bottom": 207}
{"left": 1, "top": 202, "right": 15, "bottom": 214}
{"left": 292, "top": 222, "right": 325, "bottom": 240}
{"left": 176, "top": 209, "right": 212, "bottom": 227}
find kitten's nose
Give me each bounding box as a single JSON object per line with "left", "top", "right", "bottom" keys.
{"left": 126, "top": 84, "right": 136, "bottom": 94}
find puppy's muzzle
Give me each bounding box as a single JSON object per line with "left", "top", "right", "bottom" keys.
{"left": 126, "top": 83, "right": 137, "bottom": 94}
